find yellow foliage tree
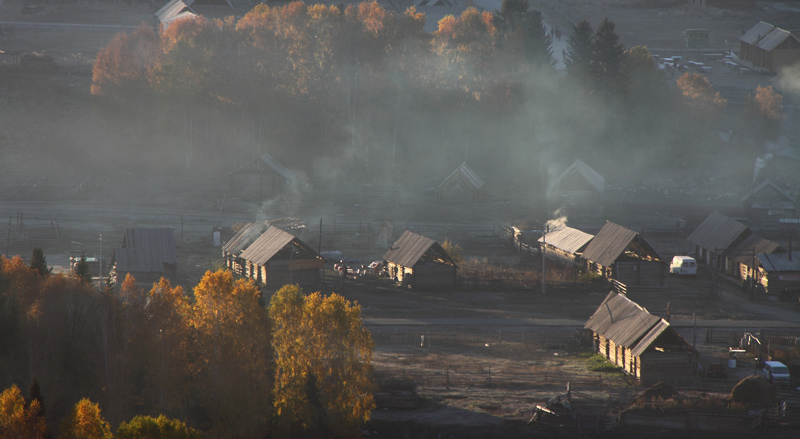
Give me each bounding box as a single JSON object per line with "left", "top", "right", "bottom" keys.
{"left": 270, "top": 285, "right": 374, "bottom": 438}
{"left": 0, "top": 384, "right": 47, "bottom": 439}
{"left": 59, "top": 398, "right": 111, "bottom": 439}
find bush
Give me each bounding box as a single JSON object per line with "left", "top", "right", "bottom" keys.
{"left": 585, "top": 354, "right": 623, "bottom": 373}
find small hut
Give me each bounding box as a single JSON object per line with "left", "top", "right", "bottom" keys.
{"left": 384, "top": 231, "right": 457, "bottom": 289}
{"left": 111, "top": 228, "right": 177, "bottom": 288}
{"left": 741, "top": 180, "right": 796, "bottom": 229}
{"left": 436, "top": 162, "right": 484, "bottom": 203}
{"left": 739, "top": 21, "right": 800, "bottom": 73}
{"left": 222, "top": 222, "right": 267, "bottom": 275}
{"left": 238, "top": 226, "right": 323, "bottom": 288}
{"left": 755, "top": 251, "right": 800, "bottom": 295}
{"left": 538, "top": 226, "right": 594, "bottom": 265}
{"left": 229, "top": 153, "right": 294, "bottom": 201}
{"left": 580, "top": 222, "right": 662, "bottom": 286}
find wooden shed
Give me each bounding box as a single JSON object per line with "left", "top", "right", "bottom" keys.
{"left": 756, "top": 251, "right": 800, "bottom": 294}
{"left": 581, "top": 222, "right": 663, "bottom": 286}
{"left": 585, "top": 292, "right": 698, "bottom": 387}
{"left": 383, "top": 231, "right": 457, "bottom": 289}
{"left": 742, "top": 180, "right": 796, "bottom": 229}
{"left": 538, "top": 226, "right": 594, "bottom": 265}
{"left": 222, "top": 222, "right": 267, "bottom": 275}
{"left": 728, "top": 233, "right": 782, "bottom": 282}
{"left": 238, "top": 226, "right": 323, "bottom": 288}
{"left": 739, "top": 22, "right": 800, "bottom": 73}
{"left": 436, "top": 162, "right": 484, "bottom": 203}
{"left": 111, "top": 228, "right": 177, "bottom": 289}
{"left": 687, "top": 211, "right": 749, "bottom": 271}
{"left": 546, "top": 159, "right": 605, "bottom": 215}
{"left": 229, "top": 153, "right": 294, "bottom": 201}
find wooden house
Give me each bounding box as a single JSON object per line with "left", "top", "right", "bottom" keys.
{"left": 238, "top": 226, "right": 323, "bottom": 288}
{"left": 585, "top": 292, "right": 698, "bottom": 387}
{"left": 581, "top": 222, "right": 663, "bottom": 286}
{"left": 229, "top": 153, "right": 294, "bottom": 201}
{"left": 546, "top": 159, "right": 605, "bottom": 215}
{"left": 538, "top": 226, "right": 594, "bottom": 265}
{"left": 436, "top": 162, "right": 484, "bottom": 203}
{"left": 756, "top": 251, "right": 800, "bottom": 294}
{"left": 222, "top": 222, "right": 266, "bottom": 275}
{"left": 742, "top": 180, "right": 796, "bottom": 229}
{"left": 111, "top": 228, "right": 177, "bottom": 289}
{"left": 728, "top": 233, "right": 782, "bottom": 282}
{"left": 739, "top": 22, "right": 800, "bottom": 73}
{"left": 384, "top": 231, "right": 457, "bottom": 289}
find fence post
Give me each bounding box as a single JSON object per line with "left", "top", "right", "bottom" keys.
{"left": 446, "top": 367, "right": 450, "bottom": 389}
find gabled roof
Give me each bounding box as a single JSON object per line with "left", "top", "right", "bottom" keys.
{"left": 539, "top": 226, "right": 594, "bottom": 254}
{"left": 239, "top": 226, "right": 318, "bottom": 266}
{"left": 383, "top": 230, "right": 455, "bottom": 268}
{"left": 581, "top": 222, "right": 659, "bottom": 268}
{"left": 229, "top": 152, "right": 294, "bottom": 181}
{"left": 687, "top": 211, "right": 749, "bottom": 252}
{"left": 740, "top": 21, "right": 799, "bottom": 52}
{"left": 740, "top": 21, "right": 777, "bottom": 45}
{"left": 114, "top": 248, "right": 168, "bottom": 273}
{"left": 757, "top": 252, "right": 800, "bottom": 272}
{"left": 741, "top": 180, "right": 796, "bottom": 207}
{"left": 728, "top": 234, "right": 782, "bottom": 267}
{"left": 122, "top": 228, "right": 176, "bottom": 265}
{"left": 222, "top": 222, "right": 267, "bottom": 256}
{"left": 546, "top": 159, "right": 605, "bottom": 198}
{"left": 437, "top": 162, "right": 484, "bottom": 192}
{"left": 630, "top": 319, "right": 672, "bottom": 357}
{"left": 585, "top": 292, "right": 661, "bottom": 348}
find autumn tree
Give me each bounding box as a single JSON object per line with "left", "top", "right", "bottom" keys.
{"left": 59, "top": 398, "right": 111, "bottom": 439}
{"left": 744, "top": 85, "right": 783, "bottom": 142}
{"left": 0, "top": 384, "right": 48, "bottom": 439}
{"left": 270, "top": 285, "right": 374, "bottom": 438}
{"left": 115, "top": 414, "right": 201, "bottom": 439}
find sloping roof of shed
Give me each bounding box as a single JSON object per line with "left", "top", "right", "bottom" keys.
{"left": 383, "top": 230, "right": 455, "bottom": 267}
{"left": 229, "top": 152, "right": 294, "bottom": 181}
{"left": 581, "top": 222, "right": 640, "bottom": 268}
{"left": 114, "top": 248, "right": 167, "bottom": 273}
{"left": 546, "top": 159, "right": 605, "bottom": 198}
{"left": 222, "top": 222, "right": 267, "bottom": 255}
{"left": 630, "top": 320, "right": 672, "bottom": 357}
{"left": 740, "top": 22, "right": 798, "bottom": 51}
{"left": 437, "top": 162, "right": 484, "bottom": 192}
{"left": 585, "top": 292, "right": 661, "bottom": 348}
{"left": 155, "top": 0, "right": 192, "bottom": 22}
{"left": 122, "top": 228, "right": 176, "bottom": 265}
{"left": 686, "top": 211, "right": 749, "bottom": 251}
{"left": 740, "top": 21, "right": 777, "bottom": 45}
{"left": 538, "top": 226, "right": 594, "bottom": 254}
{"left": 741, "top": 180, "right": 796, "bottom": 205}
{"left": 728, "top": 234, "right": 782, "bottom": 266}
{"left": 240, "top": 226, "right": 317, "bottom": 266}
{"left": 757, "top": 252, "right": 800, "bottom": 272}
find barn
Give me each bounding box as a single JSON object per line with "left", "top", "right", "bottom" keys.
{"left": 742, "top": 180, "right": 796, "bottom": 229}
{"left": 384, "top": 231, "right": 457, "bottom": 289}
{"left": 546, "top": 159, "right": 605, "bottom": 215}
{"left": 229, "top": 153, "right": 294, "bottom": 201}
{"left": 222, "top": 222, "right": 267, "bottom": 275}
{"left": 585, "top": 292, "right": 698, "bottom": 387}
{"left": 538, "top": 226, "right": 594, "bottom": 265}
{"left": 756, "top": 252, "right": 800, "bottom": 295}
{"left": 580, "top": 222, "right": 663, "bottom": 286}
{"left": 111, "top": 228, "right": 177, "bottom": 289}
{"left": 436, "top": 162, "right": 484, "bottom": 203}
{"left": 238, "top": 226, "right": 323, "bottom": 288}
{"left": 739, "top": 21, "right": 800, "bottom": 73}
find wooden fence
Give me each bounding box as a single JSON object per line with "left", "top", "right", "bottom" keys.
{"left": 377, "top": 367, "right": 620, "bottom": 389}
{"left": 369, "top": 327, "right": 577, "bottom": 349}
{"left": 706, "top": 327, "right": 800, "bottom": 345}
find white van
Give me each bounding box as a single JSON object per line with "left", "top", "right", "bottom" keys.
{"left": 670, "top": 256, "right": 697, "bottom": 276}
{"left": 761, "top": 361, "right": 791, "bottom": 384}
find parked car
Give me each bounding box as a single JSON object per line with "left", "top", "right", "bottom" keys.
{"left": 669, "top": 256, "right": 697, "bottom": 276}
{"left": 761, "top": 361, "right": 791, "bottom": 384}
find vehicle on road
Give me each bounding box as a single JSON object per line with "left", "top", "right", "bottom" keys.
{"left": 761, "top": 360, "right": 791, "bottom": 384}
{"left": 669, "top": 256, "right": 696, "bottom": 276}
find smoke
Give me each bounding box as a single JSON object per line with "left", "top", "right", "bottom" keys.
{"left": 777, "top": 62, "right": 800, "bottom": 96}
{"left": 752, "top": 152, "right": 772, "bottom": 182}
{"left": 545, "top": 208, "right": 568, "bottom": 231}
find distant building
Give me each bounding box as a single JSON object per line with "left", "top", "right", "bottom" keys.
{"left": 229, "top": 153, "right": 294, "bottom": 202}
{"left": 580, "top": 221, "right": 663, "bottom": 286}
{"left": 687, "top": 0, "right": 754, "bottom": 10}
{"left": 154, "top": 0, "right": 233, "bottom": 30}
{"left": 739, "top": 21, "right": 800, "bottom": 73}
{"left": 111, "top": 228, "right": 177, "bottom": 288}
{"left": 384, "top": 230, "right": 457, "bottom": 289}
{"left": 741, "top": 180, "right": 797, "bottom": 229}
{"left": 436, "top": 162, "right": 484, "bottom": 203}
{"left": 238, "top": 226, "right": 323, "bottom": 288}
{"left": 546, "top": 159, "right": 604, "bottom": 216}
{"left": 538, "top": 226, "right": 594, "bottom": 265}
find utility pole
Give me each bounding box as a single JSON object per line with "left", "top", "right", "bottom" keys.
{"left": 99, "top": 233, "right": 103, "bottom": 289}
{"left": 541, "top": 226, "right": 548, "bottom": 295}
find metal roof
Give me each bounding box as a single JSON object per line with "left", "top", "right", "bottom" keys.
{"left": 437, "top": 162, "right": 484, "bottom": 192}
{"left": 122, "top": 228, "right": 176, "bottom": 265}
{"left": 546, "top": 159, "right": 605, "bottom": 198}
{"left": 581, "top": 222, "right": 644, "bottom": 268}
{"left": 585, "top": 292, "right": 661, "bottom": 348}
{"left": 740, "top": 21, "right": 777, "bottom": 45}
{"left": 757, "top": 252, "right": 800, "bottom": 272}
{"left": 229, "top": 152, "right": 294, "bottom": 181}
{"left": 239, "top": 226, "right": 318, "bottom": 266}
{"left": 539, "top": 226, "right": 594, "bottom": 254}
{"left": 222, "top": 222, "right": 267, "bottom": 256}
{"left": 740, "top": 22, "right": 798, "bottom": 52}
{"left": 686, "top": 211, "right": 749, "bottom": 252}
{"left": 728, "top": 234, "right": 782, "bottom": 266}
{"left": 383, "top": 230, "right": 455, "bottom": 268}
{"left": 114, "top": 248, "right": 167, "bottom": 273}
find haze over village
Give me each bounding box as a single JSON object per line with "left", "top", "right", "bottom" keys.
{"left": 1, "top": 0, "right": 800, "bottom": 437}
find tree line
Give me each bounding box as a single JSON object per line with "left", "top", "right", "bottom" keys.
{"left": 0, "top": 252, "right": 373, "bottom": 439}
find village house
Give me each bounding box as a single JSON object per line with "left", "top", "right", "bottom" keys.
{"left": 585, "top": 292, "right": 698, "bottom": 387}
{"left": 111, "top": 228, "right": 177, "bottom": 289}
{"left": 538, "top": 226, "right": 594, "bottom": 265}
{"left": 222, "top": 222, "right": 267, "bottom": 275}
{"left": 436, "top": 162, "right": 485, "bottom": 203}
{"left": 580, "top": 222, "right": 663, "bottom": 286}
{"left": 546, "top": 159, "right": 605, "bottom": 216}
{"left": 755, "top": 251, "right": 800, "bottom": 296}
{"left": 741, "top": 180, "right": 797, "bottom": 230}
{"left": 384, "top": 230, "right": 457, "bottom": 289}
{"left": 238, "top": 226, "right": 323, "bottom": 288}
{"left": 228, "top": 152, "right": 294, "bottom": 202}
{"left": 739, "top": 21, "right": 800, "bottom": 73}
